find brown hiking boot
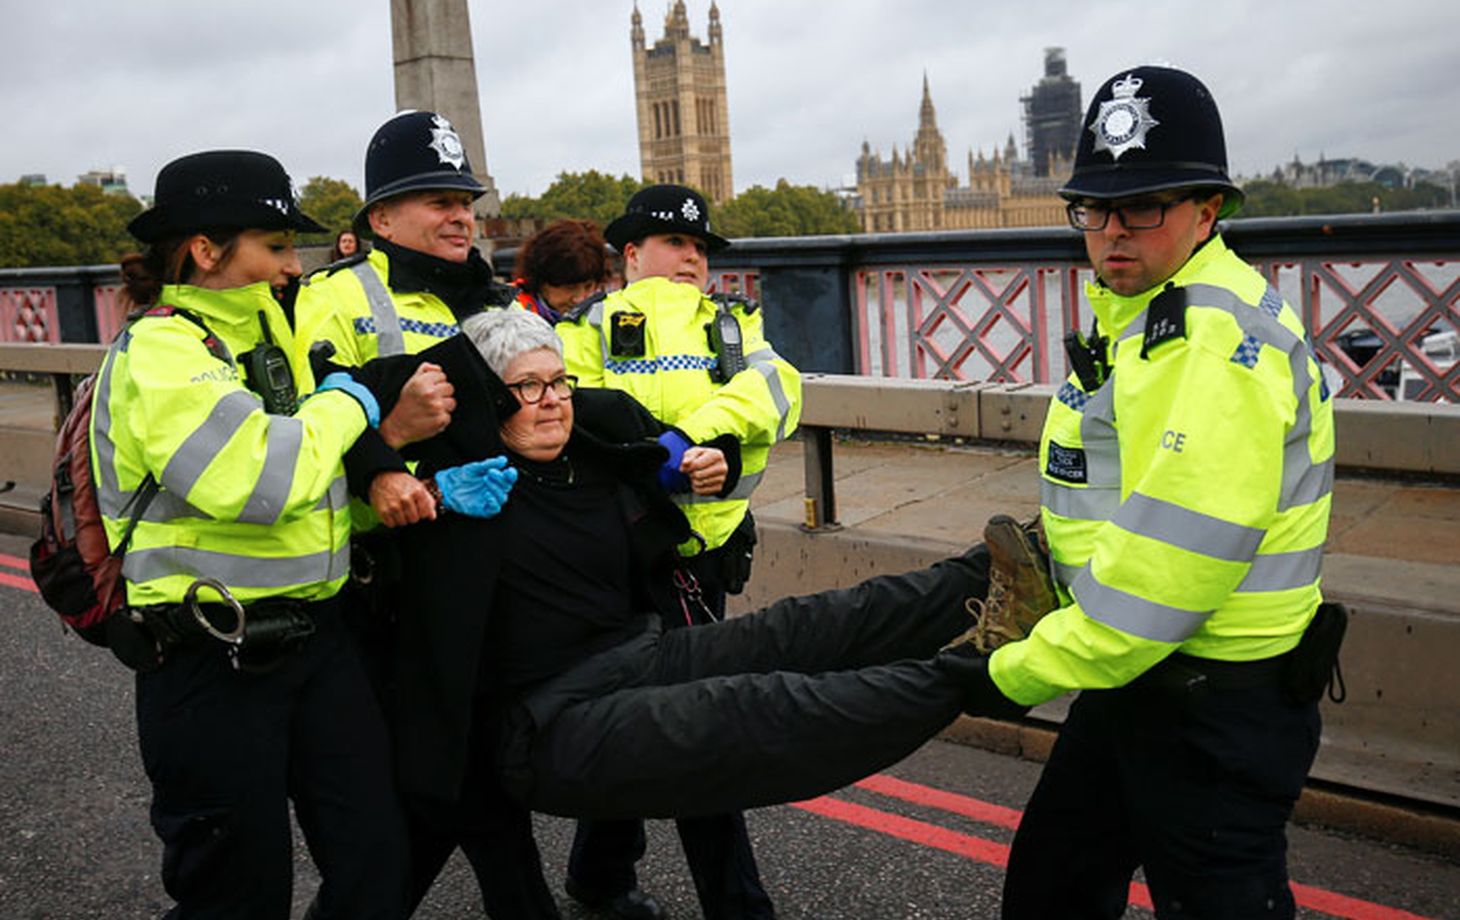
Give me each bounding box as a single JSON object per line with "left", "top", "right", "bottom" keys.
{"left": 954, "top": 514, "right": 1058, "bottom": 653}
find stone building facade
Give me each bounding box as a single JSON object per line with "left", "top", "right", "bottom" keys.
{"left": 631, "top": 1, "right": 733, "bottom": 203}
{"left": 855, "top": 76, "right": 1071, "bottom": 233}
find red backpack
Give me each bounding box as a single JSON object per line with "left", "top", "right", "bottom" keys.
{"left": 28, "top": 306, "right": 224, "bottom": 646}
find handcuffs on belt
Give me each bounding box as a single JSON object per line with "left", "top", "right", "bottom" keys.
{"left": 184, "top": 577, "right": 247, "bottom": 645}
{"left": 178, "top": 577, "right": 315, "bottom": 672}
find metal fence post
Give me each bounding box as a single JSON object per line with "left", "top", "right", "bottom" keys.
{"left": 800, "top": 425, "right": 840, "bottom": 532}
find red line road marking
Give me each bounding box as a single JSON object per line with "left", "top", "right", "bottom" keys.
{"left": 0, "top": 570, "right": 37, "bottom": 592}
{"left": 804, "top": 779, "right": 1435, "bottom": 919}
{"left": 792, "top": 794, "right": 1158, "bottom": 912}
{"left": 855, "top": 773, "right": 1022, "bottom": 830}
{"left": 1290, "top": 882, "right": 1434, "bottom": 920}
{"left": 0, "top": 552, "right": 31, "bottom": 570}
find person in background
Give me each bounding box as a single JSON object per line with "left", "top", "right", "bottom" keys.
{"left": 555, "top": 185, "right": 801, "bottom": 920}
{"left": 329, "top": 228, "right": 363, "bottom": 262}
{"left": 513, "top": 218, "right": 608, "bottom": 323}
{"left": 989, "top": 66, "right": 1340, "bottom": 919}
{"left": 96, "top": 150, "right": 418, "bottom": 919}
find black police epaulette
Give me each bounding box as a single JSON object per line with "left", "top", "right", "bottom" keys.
{"left": 1141, "top": 283, "right": 1187, "bottom": 359}
{"left": 307, "top": 251, "right": 369, "bottom": 281}
{"left": 483, "top": 280, "right": 517, "bottom": 308}
{"left": 563, "top": 289, "right": 609, "bottom": 323}
{"left": 710, "top": 291, "right": 759, "bottom": 314}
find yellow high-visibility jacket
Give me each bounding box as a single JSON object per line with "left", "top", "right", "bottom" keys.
{"left": 91, "top": 283, "right": 365, "bottom": 607}
{"left": 992, "top": 236, "right": 1336, "bottom": 706}
{"left": 558, "top": 276, "right": 802, "bottom": 553}
{"left": 293, "top": 249, "right": 466, "bottom": 368}
{"left": 293, "top": 248, "right": 518, "bottom": 530}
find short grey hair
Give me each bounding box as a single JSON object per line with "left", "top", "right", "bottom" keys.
{"left": 461, "top": 308, "right": 563, "bottom": 378}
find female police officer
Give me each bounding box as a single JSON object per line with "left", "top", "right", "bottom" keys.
{"left": 96, "top": 151, "right": 411, "bottom": 919}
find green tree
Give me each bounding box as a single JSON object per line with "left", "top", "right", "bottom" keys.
{"left": 501, "top": 171, "right": 645, "bottom": 226}
{"left": 716, "top": 180, "right": 861, "bottom": 238}
{"left": 1240, "top": 178, "right": 1451, "bottom": 217}
{"left": 298, "top": 176, "right": 363, "bottom": 245}
{"left": 0, "top": 183, "right": 142, "bottom": 268}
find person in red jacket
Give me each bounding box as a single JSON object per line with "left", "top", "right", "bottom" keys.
{"left": 513, "top": 219, "right": 609, "bottom": 324}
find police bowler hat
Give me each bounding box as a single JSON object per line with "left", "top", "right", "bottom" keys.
{"left": 355, "top": 110, "right": 484, "bottom": 230}
{"left": 1060, "top": 66, "right": 1244, "bottom": 219}
{"left": 128, "top": 150, "right": 325, "bottom": 243}
{"left": 605, "top": 184, "right": 730, "bottom": 252}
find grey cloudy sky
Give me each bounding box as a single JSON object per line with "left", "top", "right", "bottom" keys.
{"left": 3, "top": 1, "right": 1457, "bottom": 202}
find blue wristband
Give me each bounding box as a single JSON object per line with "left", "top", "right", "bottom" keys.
{"left": 317, "top": 372, "right": 381, "bottom": 428}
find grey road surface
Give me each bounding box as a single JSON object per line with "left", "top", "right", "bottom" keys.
{"left": 2, "top": 532, "right": 1455, "bottom": 919}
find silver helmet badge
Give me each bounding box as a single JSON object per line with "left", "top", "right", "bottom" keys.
{"left": 1090, "top": 73, "right": 1159, "bottom": 161}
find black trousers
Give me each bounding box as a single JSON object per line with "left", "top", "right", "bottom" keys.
{"left": 569, "top": 815, "right": 775, "bottom": 920}
{"left": 569, "top": 524, "right": 775, "bottom": 920}
{"left": 504, "top": 548, "right": 988, "bottom": 819}
{"left": 135, "top": 602, "right": 408, "bottom": 920}
{"left": 397, "top": 681, "right": 561, "bottom": 918}
{"left": 1001, "top": 662, "right": 1322, "bottom": 920}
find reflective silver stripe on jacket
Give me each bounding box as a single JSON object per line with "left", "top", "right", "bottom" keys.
{"left": 237, "top": 416, "right": 304, "bottom": 525}
{"left": 1040, "top": 377, "right": 1120, "bottom": 522}
{"left": 1115, "top": 492, "right": 1266, "bottom": 563}
{"left": 1235, "top": 546, "right": 1324, "bottom": 593}
{"left": 159, "top": 390, "right": 262, "bottom": 502}
{"left": 586, "top": 300, "right": 612, "bottom": 366}
{"left": 314, "top": 475, "right": 349, "bottom": 512}
{"left": 1182, "top": 283, "right": 1333, "bottom": 511}
{"left": 1072, "top": 564, "right": 1211, "bottom": 643}
{"left": 122, "top": 541, "right": 352, "bottom": 589}
{"left": 746, "top": 345, "right": 794, "bottom": 442}
{"left": 91, "top": 348, "right": 127, "bottom": 518}
{"left": 1053, "top": 559, "right": 1083, "bottom": 589}
{"left": 352, "top": 261, "right": 405, "bottom": 357}
{"left": 673, "top": 470, "right": 764, "bottom": 506}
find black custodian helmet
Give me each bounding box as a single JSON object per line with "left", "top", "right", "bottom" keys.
{"left": 128, "top": 150, "right": 325, "bottom": 243}
{"left": 1060, "top": 66, "right": 1244, "bottom": 219}
{"left": 354, "top": 110, "right": 485, "bottom": 230}
{"left": 605, "top": 184, "right": 730, "bottom": 252}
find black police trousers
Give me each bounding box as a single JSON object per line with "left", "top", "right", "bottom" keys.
{"left": 135, "top": 600, "right": 409, "bottom": 920}
{"left": 502, "top": 548, "right": 988, "bottom": 819}
{"left": 1001, "top": 658, "right": 1322, "bottom": 920}
{"left": 570, "top": 813, "right": 776, "bottom": 920}
{"left": 403, "top": 756, "right": 561, "bottom": 918}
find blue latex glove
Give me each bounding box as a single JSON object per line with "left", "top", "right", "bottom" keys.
{"left": 656, "top": 431, "right": 692, "bottom": 493}
{"left": 435, "top": 455, "right": 518, "bottom": 519}
{"left": 316, "top": 372, "right": 381, "bottom": 428}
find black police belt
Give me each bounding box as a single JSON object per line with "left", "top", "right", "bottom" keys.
{"left": 1138, "top": 650, "right": 1290, "bottom": 694}
{"left": 130, "top": 577, "right": 318, "bottom": 672}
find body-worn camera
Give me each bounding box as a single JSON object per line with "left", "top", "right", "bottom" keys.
{"left": 610, "top": 310, "right": 648, "bottom": 358}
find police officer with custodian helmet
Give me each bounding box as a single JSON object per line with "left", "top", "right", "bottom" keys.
{"left": 295, "top": 109, "right": 517, "bottom": 531}
{"left": 986, "top": 67, "right": 1341, "bottom": 919}
{"left": 294, "top": 111, "right": 549, "bottom": 918}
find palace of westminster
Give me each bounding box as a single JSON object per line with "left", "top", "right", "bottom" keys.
{"left": 631, "top": 3, "right": 1080, "bottom": 231}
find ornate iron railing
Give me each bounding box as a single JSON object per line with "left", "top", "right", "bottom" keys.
{"left": 6, "top": 212, "right": 1457, "bottom": 400}
{"left": 713, "top": 211, "right": 1460, "bottom": 401}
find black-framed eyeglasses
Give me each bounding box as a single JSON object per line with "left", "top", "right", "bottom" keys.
{"left": 506, "top": 374, "right": 577, "bottom": 403}
{"left": 1066, "top": 195, "right": 1193, "bottom": 232}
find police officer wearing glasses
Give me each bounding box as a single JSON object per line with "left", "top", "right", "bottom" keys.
{"left": 985, "top": 67, "right": 1342, "bottom": 918}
